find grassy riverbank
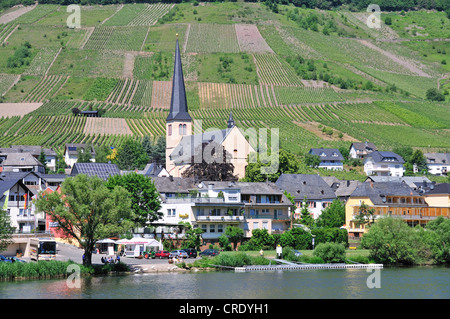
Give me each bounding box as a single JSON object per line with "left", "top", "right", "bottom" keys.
{"left": 187, "top": 249, "right": 373, "bottom": 269}
{"left": 0, "top": 260, "right": 130, "bottom": 281}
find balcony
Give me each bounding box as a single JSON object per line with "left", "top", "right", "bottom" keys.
{"left": 196, "top": 215, "right": 244, "bottom": 222}
{"left": 16, "top": 214, "right": 35, "bottom": 222}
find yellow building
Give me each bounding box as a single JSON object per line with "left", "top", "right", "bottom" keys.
{"left": 423, "top": 183, "right": 450, "bottom": 208}
{"left": 165, "top": 37, "right": 254, "bottom": 179}
{"left": 345, "top": 181, "right": 450, "bottom": 238}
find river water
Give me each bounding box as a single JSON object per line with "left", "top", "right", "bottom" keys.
{"left": 0, "top": 266, "right": 449, "bottom": 299}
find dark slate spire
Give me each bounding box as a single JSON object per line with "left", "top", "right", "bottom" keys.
{"left": 166, "top": 35, "right": 192, "bottom": 122}
{"left": 227, "top": 111, "right": 235, "bottom": 128}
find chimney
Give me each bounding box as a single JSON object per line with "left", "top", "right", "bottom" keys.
{"left": 169, "top": 175, "right": 174, "bottom": 182}
{"left": 370, "top": 181, "right": 374, "bottom": 188}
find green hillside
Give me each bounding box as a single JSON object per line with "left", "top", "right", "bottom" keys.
{"left": 0, "top": 2, "right": 449, "bottom": 161}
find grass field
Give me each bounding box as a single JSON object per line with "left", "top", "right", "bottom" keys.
{"left": 0, "top": 2, "right": 448, "bottom": 159}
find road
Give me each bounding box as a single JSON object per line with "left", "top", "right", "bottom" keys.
{"left": 55, "top": 243, "right": 196, "bottom": 267}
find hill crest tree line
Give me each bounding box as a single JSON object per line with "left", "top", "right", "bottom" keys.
{"left": 2, "top": 0, "right": 449, "bottom": 14}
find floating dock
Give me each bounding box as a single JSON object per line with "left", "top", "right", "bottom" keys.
{"left": 234, "top": 260, "right": 383, "bottom": 272}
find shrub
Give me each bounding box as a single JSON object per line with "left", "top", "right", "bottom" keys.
{"left": 313, "top": 242, "right": 346, "bottom": 263}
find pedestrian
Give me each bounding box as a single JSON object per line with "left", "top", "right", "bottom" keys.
{"left": 260, "top": 249, "right": 264, "bottom": 257}
{"left": 82, "top": 254, "right": 85, "bottom": 264}
{"left": 116, "top": 255, "right": 120, "bottom": 264}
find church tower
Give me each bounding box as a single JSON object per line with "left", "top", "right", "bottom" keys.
{"left": 166, "top": 35, "right": 192, "bottom": 175}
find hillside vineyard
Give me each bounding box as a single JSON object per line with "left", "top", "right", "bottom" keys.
{"left": 0, "top": 2, "right": 448, "bottom": 158}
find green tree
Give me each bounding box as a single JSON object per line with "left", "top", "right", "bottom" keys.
{"left": 361, "top": 217, "right": 425, "bottom": 265}
{"left": 305, "top": 153, "right": 320, "bottom": 168}
{"left": 38, "top": 150, "right": 48, "bottom": 174}
{"left": 299, "top": 197, "right": 315, "bottom": 228}
{"left": 95, "top": 144, "right": 112, "bottom": 163}
{"left": 0, "top": 208, "right": 14, "bottom": 252}
{"left": 116, "top": 139, "right": 149, "bottom": 170}
{"left": 313, "top": 242, "right": 346, "bottom": 263}
{"left": 34, "top": 174, "right": 133, "bottom": 266}
{"left": 180, "top": 222, "right": 204, "bottom": 251}
{"left": 426, "top": 88, "right": 445, "bottom": 101}
{"left": 77, "top": 144, "right": 93, "bottom": 163}
{"left": 243, "top": 149, "right": 301, "bottom": 182}
{"left": 410, "top": 149, "right": 427, "bottom": 174}
{"left": 246, "top": 228, "right": 275, "bottom": 250}
{"left": 316, "top": 199, "right": 345, "bottom": 228}
{"left": 225, "top": 225, "right": 244, "bottom": 251}
{"left": 105, "top": 173, "right": 162, "bottom": 229}
{"left": 354, "top": 201, "right": 376, "bottom": 228}
{"left": 424, "top": 216, "right": 450, "bottom": 264}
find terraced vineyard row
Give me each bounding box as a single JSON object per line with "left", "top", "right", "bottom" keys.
{"left": 253, "top": 54, "right": 303, "bottom": 87}
{"left": 84, "top": 26, "right": 148, "bottom": 51}
{"left": 23, "top": 75, "right": 68, "bottom": 103}
{"left": 0, "top": 23, "right": 17, "bottom": 44}
{"left": 128, "top": 3, "right": 174, "bottom": 26}
{"left": 198, "top": 82, "right": 278, "bottom": 109}
{"left": 24, "top": 47, "right": 61, "bottom": 76}
{"left": 186, "top": 24, "right": 240, "bottom": 53}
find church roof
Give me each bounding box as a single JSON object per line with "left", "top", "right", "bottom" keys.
{"left": 166, "top": 38, "right": 191, "bottom": 122}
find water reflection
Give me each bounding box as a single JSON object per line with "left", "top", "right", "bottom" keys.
{"left": 1, "top": 267, "right": 449, "bottom": 299}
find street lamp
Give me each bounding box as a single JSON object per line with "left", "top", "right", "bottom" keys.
{"left": 312, "top": 234, "right": 316, "bottom": 250}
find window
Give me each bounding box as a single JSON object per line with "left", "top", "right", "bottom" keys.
{"left": 262, "top": 209, "right": 270, "bottom": 214}
{"left": 262, "top": 222, "right": 268, "bottom": 230}
{"left": 167, "top": 209, "right": 176, "bottom": 217}
{"left": 179, "top": 124, "right": 187, "bottom": 135}
{"left": 168, "top": 124, "right": 172, "bottom": 136}
{"left": 201, "top": 224, "right": 207, "bottom": 233}
{"left": 217, "top": 224, "right": 224, "bottom": 233}
{"left": 209, "top": 224, "right": 215, "bottom": 233}
{"left": 253, "top": 222, "right": 259, "bottom": 229}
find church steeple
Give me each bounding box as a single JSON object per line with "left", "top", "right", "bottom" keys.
{"left": 227, "top": 111, "right": 235, "bottom": 128}
{"left": 166, "top": 34, "right": 191, "bottom": 122}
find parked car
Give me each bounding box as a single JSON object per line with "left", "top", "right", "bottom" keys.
{"left": 199, "top": 249, "right": 220, "bottom": 257}
{"left": 0, "top": 255, "right": 12, "bottom": 263}
{"left": 182, "top": 248, "right": 197, "bottom": 258}
{"left": 293, "top": 250, "right": 303, "bottom": 257}
{"left": 7, "top": 256, "right": 27, "bottom": 263}
{"left": 169, "top": 250, "right": 188, "bottom": 259}
{"left": 155, "top": 250, "right": 170, "bottom": 259}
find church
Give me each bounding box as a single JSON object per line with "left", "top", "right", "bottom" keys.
{"left": 165, "top": 36, "right": 255, "bottom": 179}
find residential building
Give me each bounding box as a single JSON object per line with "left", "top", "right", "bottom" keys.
{"left": 0, "top": 152, "right": 45, "bottom": 174}
{"left": 152, "top": 177, "right": 291, "bottom": 248}
{"left": 165, "top": 37, "right": 254, "bottom": 179}
{"left": 424, "top": 183, "right": 450, "bottom": 208}
{"left": 275, "top": 174, "right": 336, "bottom": 220}
{"left": 345, "top": 181, "right": 449, "bottom": 238}
{"left": 364, "top": 176, "right": 434, "bottom": 194}
{"left": 64, "top": 143, "right": 96, "bottom": 168}
{"left": 322, "top": 176, "right": 362, "bottom": 202}
{"left": 349, "top": 142, "right": 377, "bottom": 160}
{"left": 424, "top": 153, "right": 449, "bottom": 176}
{"left": 0, "top": 177, "right": 44, "bottom": 233}
{"left": 308, "top": 148, "right": 344, "bottom": 170}
{"left": 364, "top": 151, "right": 405, "bottom": 177}
{"left": 0, "top": 145, "right": 57, "bottom": 171}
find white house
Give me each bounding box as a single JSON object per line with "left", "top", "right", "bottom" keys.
{"left": 424, "top": 153, "right": 449, "bottom": 176}
{"left": 275, "top": 174, "right": 337, "bottom": 220}
{"left": 349, "top": 142, "right": 377, "bottom": 160}
{"left": 364, "top": 151, "right": 405, "bottom": 177}
{"left": 309, "top": 148, "right": 344, "bottom": 170}
{"left": 64, "top": 144, "right": 96, "bottom": 168}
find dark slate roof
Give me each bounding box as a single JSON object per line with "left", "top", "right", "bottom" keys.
{"left": 425, "top": 153, "right": 450, "bottom": 164}
{"left": 275, "top": 174, "right": 336, "bottom": 201}
{"left": 166, "top": 38, "right": 191, "bottom": 122}
{"left": 309, "top": 148, "right": 344, "bottom": 161}
{"left": 350, "top": 142, "right": 377, "bottom": 152}
{"left": 70, "top": 163, "right": 120, "bottom": 180}
{"left": 65, "top": 144, "right": 96, "bottom": 156}
{"left": 1, "top": 153, "right": 44, "bottom": 167}
{"left": 350, "top": 181, "right": 420, "bottom": 205}
{"left": 366, "top": 151, "right": 405, "bottom": 164}
{"left": 151, "top": 176, "right": 196, "bottom": 194}
{"left": 170, "top": 128, "right": 230, "bottom": 164}
{"left": 425, "top": 183, "right": 450, "bottom": 195}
